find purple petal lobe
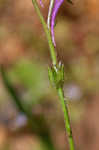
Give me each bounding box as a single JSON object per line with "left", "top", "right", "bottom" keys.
{"left": 51, "top": 0, "right": 64, "bottom": 47}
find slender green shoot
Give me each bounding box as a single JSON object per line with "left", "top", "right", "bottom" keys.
{"left": 31, "top": 0, "right": 75, "bottom": 150}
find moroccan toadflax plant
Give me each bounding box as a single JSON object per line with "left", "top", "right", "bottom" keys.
{"left": 32, "top": 0, "right": 75, "bottom": 150}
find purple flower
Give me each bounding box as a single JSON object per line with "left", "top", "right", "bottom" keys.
{"left": 51, "top": 0, "right": 64, "bottom": 47}
{"left": 39, "top": 0, "right": 64, "bottom": 47}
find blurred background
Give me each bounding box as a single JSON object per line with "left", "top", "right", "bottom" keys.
{"left": 0, "top": 0, "right": 99, "bottom": 150}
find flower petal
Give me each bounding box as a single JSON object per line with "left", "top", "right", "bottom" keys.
{"left": 51, "top": 0, "right": 64, "bottom": 46}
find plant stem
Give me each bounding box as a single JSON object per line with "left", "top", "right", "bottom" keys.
{"left": 47, "top": 0, "right": 54, "bottom": 28}
{"left": 32, "top": 0, "right": 57, "bottom": 65}
{"left": 58, "top": 88, "right": 75, "bottom": 150}
{"left": 31, "top": 0, "right": 75, "bottom": 150}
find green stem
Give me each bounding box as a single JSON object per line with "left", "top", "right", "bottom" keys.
{"left": 31, "top": 0, "right": 75, "bottom": 150}
{"left": 58, "top": 88, "right": 75, "bottom": 150}
{"left": 32, "top": 0, "right": 57, "bottom": 65}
